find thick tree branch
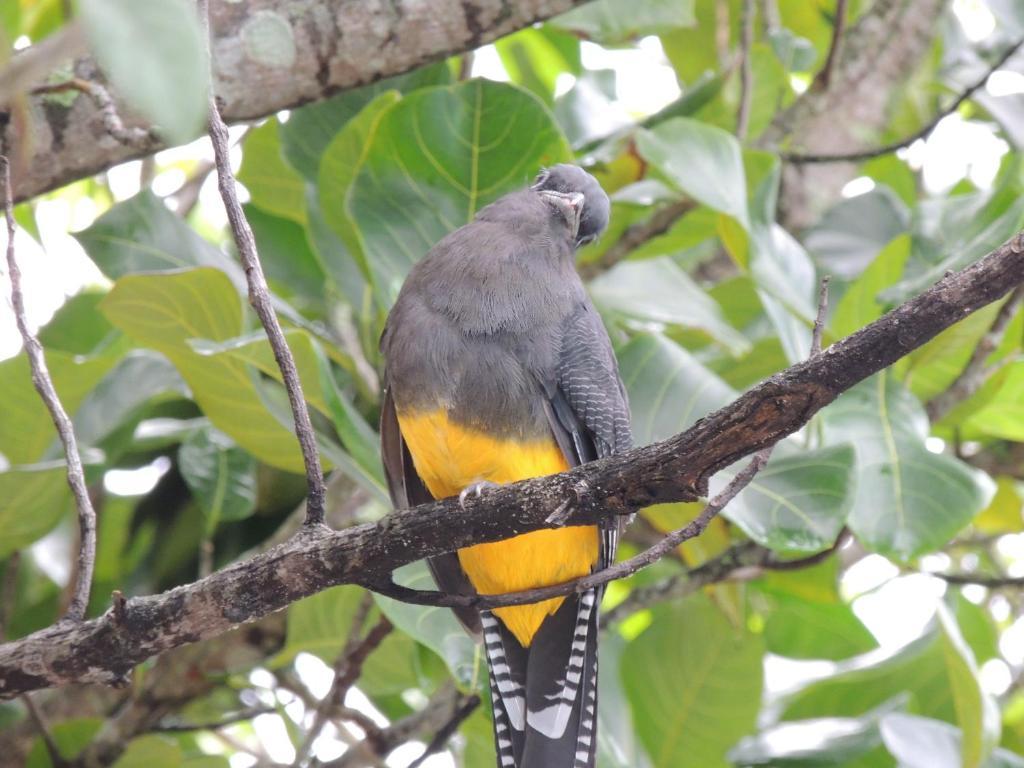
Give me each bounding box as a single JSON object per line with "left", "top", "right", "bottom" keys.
{"left": 1, "top": 231, "right": 1022, "bottom": 697}
{"left": 201, "top": 0, "right": 327, "bottom": 525}
{"left": 2, "top": 157, "right": 97, "bottom": 623}
{"left": 2, "top": 0, "right": 591, "bottom": 203}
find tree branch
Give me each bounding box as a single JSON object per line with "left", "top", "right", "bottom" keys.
{"left": 201, "top": 0, "right": 327, "bottom": 526}
{"left": 736, "top": 0, "right": 755, "bottom": 141}
{"left": 815, "top": 0, "right": 848, "bottom": 90}
{"left": 2, "top": 0, "right": 592, "bottom": 204}
{"left": 781, "top": 37, "right": 1024, "bottom": 164}
{"left": 1, "top": 157, "right": 97, "bottom": 623}
{"left": 1, "top": 230, "right": 1022, "bottom": 697}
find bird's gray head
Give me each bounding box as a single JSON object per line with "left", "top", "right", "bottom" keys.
{"left": 532, "top": 164, "right": 611, "bottom": 247}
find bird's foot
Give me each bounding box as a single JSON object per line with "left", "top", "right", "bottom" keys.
{"left": 459, "top": 480, "right": 500, "bottom": 509}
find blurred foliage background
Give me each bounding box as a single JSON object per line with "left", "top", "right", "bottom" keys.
{"left": 2, "top": 0, "right": 1024, "bottom": 766}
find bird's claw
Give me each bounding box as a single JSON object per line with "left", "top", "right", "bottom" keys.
{"left": 459, "top": 480, "right": 499, "bottom": 509}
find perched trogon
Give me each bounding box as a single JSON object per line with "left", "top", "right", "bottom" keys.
{"left": 379, "top": 165, "right": 631, "bottom": 768}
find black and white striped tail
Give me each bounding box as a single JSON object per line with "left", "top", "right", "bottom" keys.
{"left": 481, "top": 588, "right": 600, "bottom": 768}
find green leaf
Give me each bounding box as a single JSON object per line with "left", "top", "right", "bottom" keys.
{"left": 100, "top": 268, "right": 309, "bottom": 472}
{"left": 244, "top": 204, "right": 326, "bottom": 303}
{"left": 27, "top": 717, "right": 102, "bottom": 768}
{"left": 373, "top": 562, "right": 479, "bottom": 687}
{"left": 75, "top": 191, "right": 238, "bottom": 280}
{"left": 110, "top": 734, "right": 182, "bottom": 768}
{"left": 636, "top": 118, "right": 749, "bottom": 228}
{"left": 718, "top": 444, "right": 856, "bottom": 553}
{"left": 764, "top": 592, "right": 877, "bottom": 661}
{"left": 0, "top": 465, "right": 71, "bottom": 558}
{"left": 77, "top": 0, "right": 208, "bottom": 144}
{"left": 832, "top": 235, "right": 912, "bottom": 338}
{"left": 617, "top": 333, "right": 736, "bottom": 446}
{"left": 622, "top": 594, "right": 763, "bottom": 768}
{"left": 590, "top": 257, "right": 750, "bottom": 355}
{"left": 936, "top": 604, "right": 1000, "bottom": 768}
{"left": 552, "top": 0, "right": 696, "bottom": 43}
{"left": 967, "top": 363, "right": 1024, "bottom": 441}
{"left": 599, "top": 633, "right": 654, "bottom": 767}
{"left": 767, "top": 28, "right": 818, "bottom": 72}
{"left": 731, "top": 697, "right": 904, "bottom": 767}
{"left": 0, "top": 350, "right": 120, "bottom": 464}
{"left": 313, "top": 344, "right": 384, "bottom": 489}
{"left": 178, "top": 427, "right": 258, "bottom": 533}
{"left": 880, "top": 714, "right": 1024, "bottom": 768}
{"left": 821, "top": 372, "right": 994, "bottom": 560}
{"left": 804, "top": 189, "right": 910, "bottom": 279}
{"left": 237, "top": 120, "right": 307, "bottom": 224}
{"left": 345, "top": 80, "right": 572, "bottom": 304}
{"left": 38, "top": 290, "right": 120, "bottom": 355}
{"left": 318, "top": 90, "right": 403, "bottom": 285}
{"left": 496, "top": 27, "right": 581, "bottom": 104}
{"left": 280, "top": 63, "right": 451, "bottom": 181}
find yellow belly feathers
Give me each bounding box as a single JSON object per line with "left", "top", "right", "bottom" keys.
{"left": 396, "top": 408, "right": 597, "bottom": 647}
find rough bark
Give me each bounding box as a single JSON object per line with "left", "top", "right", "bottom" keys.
{"left": 762, "top": 0, "right": 948, "bottom": 230}
{"left": 2, "top": 0, "right": 588, "bottom": 203}
{"left": 2, "top": 229, "right": 1022, "bottom": 699}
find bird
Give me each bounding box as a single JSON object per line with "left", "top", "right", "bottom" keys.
{"left": 379, "top": 164, "right": 631, "bottom": 768}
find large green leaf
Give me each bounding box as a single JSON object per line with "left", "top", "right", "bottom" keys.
{"left": 935, "top": 604, "right": 1001, "bottom": 768}
{"left": 345, "top": 79, "right": 572, "bottom": 304}
{"left": 237, "top": 120, "right": 308, "bottom": 224}
{"left": 718, "top": 443, "right": 856, "bottom": 553}
{"left": 0, "top": 465, "right": 71, "bottom": 558}
{"left": 77, "top": 0, "right": 208, "bottom": 144}
{"left": 590, "top": 257, "right": 749, "bottom": 355}
{"left": 622, "top": 595, "right": 763, "bottom": 767}
{"left": 496, "top": 27, "right": 581, "bottom": 104}
{"left": 75, "top": 191, "right": 238, "bottom": 280}
{"left": 100, "top": 268, "right": 309, "bottom": 472}
{"left": 731, "top": 698, "right": 903, "bottom": 767}
{"left": 178, "top": 427, "right": 258, "bottom": 534}
{"left": 280, "top": 63, "right": 451, "bottom": 181}
{"left": 880, "top": 714, "right": 1024, "bottom": 768}
{"left": 599, "top": 633, "right": 654, "bottom": 768}
{"left": 821, "top": 372, "right": 994, "bottom": 560}
{"left": 966, "top": 362, "right": 1024, "bottom": 441}
{"left": 26, "top": 717, "right": 102, "bottom": 768}
{"left": 617, "top": 333, "right": 736, "bottom": 446}
{"left": 804, "top": 188, "right": 910, "bottom": 278}
{"left": 764, "top": 593, "right": 877, "bottom": 661}
{"left": 373, "top": 562, "right": 478, "bottom": 688}
{"left": 635, "top": 118, "right": 749, "bottom": 227}
{"left": 832, "top": 235, "right": 911, "bottom": 338}
{"left": 110, "top": 734, "right": 182, "bottom": 768}
{"left": 0, "top": 349, "right": 120, "bottom": 464}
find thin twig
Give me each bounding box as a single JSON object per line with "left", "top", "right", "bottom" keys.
{"left": 0, "top": 22, "right": 87, "bottom": 106}
{"left": 926, "top": 285, "right": 1024, "bottom": 422}
{"left": 812, "top": 275, "right": 831, "bottom": 355}
{"left": 602, "top": 527, "right": 851, "bottom": 625}
{"left": 2, "top": 157, "right": 97, "bottom": 622}
{"left": 294, "top": 600, "right": 393, "bottom": 766}
{"left": 932, "top": 572, "right": 1024, "bottom": 588}
{"left": 31, "top": 78, "right": 152, "bottom": 147}
{"left": 578, "top": 199, "right": 696, "bottom": 280}
{"left": 405, "top": 693, "right": 481, "bottom": 768}
{"left": 0, "top": 552, "right": 20, "bottom": 641}
{"left": 153, "top": 706, "right": 277, "bottom": 732}
{"left": 199, "top": 1, "right": 327, "bottom": 525}
{"left": 816, "top": 0, "right": 848, "bottom": 90}
{"left": 736, "top": 0, "right": 756, "bottom": 141}
{"left": 782, "top": 38, "right": 1024, "bottom": 164}
{"left": 23, "top": 694, "right": 67, "bottom": 767}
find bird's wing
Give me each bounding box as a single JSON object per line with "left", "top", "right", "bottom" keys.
{"left": 513, "top": 299, "right": 630, "bottom": 768}
{"left": 379, "top": 386, "right": 483, "bottom": 637}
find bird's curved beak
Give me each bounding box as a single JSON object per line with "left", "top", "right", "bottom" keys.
{"left": 539, "top": 190, "right": 584, "bottom": 241}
